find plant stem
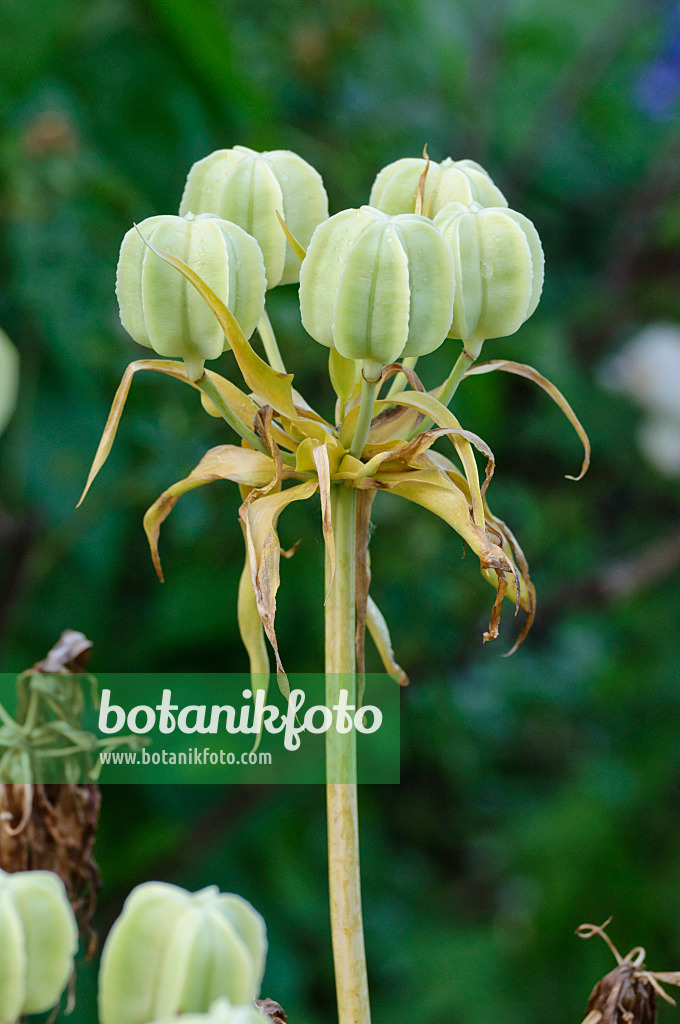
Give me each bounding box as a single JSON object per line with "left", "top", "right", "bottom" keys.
{"left": 408, "top": 337, "right": 484, "bottom": 437}
{"left": 197, "top": 374, "right": 296, "bottom": 466}
{"left": 257, "top": 310, "right": 287, "bottom": 373}
{"left": 350, "top": 369, "right": 380, "bottom": 460}
{"left": 325, "top": 483, "right": 371, "bottom": 1024}
{"left": 197, "top": 375, "right": 267, "bottom": 452}
{"left": 437, "top": 336, "right": 484, "bottom": 409}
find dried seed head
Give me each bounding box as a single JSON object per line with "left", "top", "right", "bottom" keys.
{"left": 578, "top": 921, "right": 680, "bottom": 1024}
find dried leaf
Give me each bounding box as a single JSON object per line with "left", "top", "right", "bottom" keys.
{"left": 32, "top": 631, "right": 92, "bottom": 674}
{"left": 365, "top": 597, "right": 409, "bottom": 686}
{"left": 136, "top": 231, "right": 298, "bottom": 419}
{"left": 77, "top": 360, "right": 262, "bottom": 506}
{"left": 239, "top": 482, "right": 319, "bottom": 691}
{"left": 237, "top": 556, "right": 270, "bottom": 752}
{"left": 276, "top": 209, "right": 307, "bottom": 261}
{"left": 381, "top": 426, "right": 495, "bottom": 498}
{"left": 414, "top": 151, "right": 430, "bottom": 216}
{"left": 577, "top": 920, "right": 680, "bottom": 1024}
{"left": 254, "top": 406, "right": 284, "bottom": 493}
{"left": 313, "top": 444, "right": 336, "bottom": 602}
{"left": 143, "top": 446, "right": 296, "bottom": 580}
{"left": 380, "top": 468, "right": 514, "bottom": 641}
{"left": 465, "top": 359, "right": 590, "bottom": 479}
{"left": 373, "top": 390, "right": 487, "bottom": 528}
{"left": 379, "top": 361, "right": 427, "bottom": 395}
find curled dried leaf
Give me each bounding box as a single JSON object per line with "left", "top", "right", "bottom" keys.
{"left": 373, "top": 390, "right": 487, "bottom": 528}
{"left": 381, "top": 468, "right": 514, "bottom": 642}
{"left": 365, "top": 596, "right": 409, "bottom": 686}
{"left": 239, "top": 481, "right": 319, "bottom": 691}
{"left": 465, "top": 359, "right": 590, "bottom": 480}
{"left": 578, "top": 920, "right": 680, "bottom": 1024}
{"left": 313, "top": 443, "right": 336, "bottom": 602}
{"left": 77, "top": 361, "right": 262, "bottom": 507}
{"left": 143, "top": 446, "right": 295, "bottom": 581}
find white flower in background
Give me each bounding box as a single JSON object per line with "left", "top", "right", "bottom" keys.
{"left": 600, "top": 323, "right": 680, "bottom": 476}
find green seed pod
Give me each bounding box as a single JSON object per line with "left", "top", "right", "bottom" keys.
{"left": 433, "top": 202, "right": 544, "bottom": 344}
{"left": 180, "top": 146, "right": 329, "bottom": 289}
{"left": 149, "top": 996, "right": 266, "bottom": 1024}
{"left": 0, "top": 328, "right": 19, "bottom": 437}
{"left": 370, "top": 156, "right": 507, "bottom": 217}
{"left": 0, "top": 867, "right": 78, "bottom": 1024}
{"left": 99, "top": 882, "right": 267, "bottom": 1024}
{"left": 299, "top": 206, "right": 454, "bottom": 371}
{"left": 116, "top": 212, "right": 266, "bottom": 381}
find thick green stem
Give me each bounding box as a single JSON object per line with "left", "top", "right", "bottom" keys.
{"left": 257, "top": 310, "right": 286, "bottom": 373}
{"left": 350, "top": 367, "right": 380, "bottom": 460}
{"left": 197, "top": 375, "right": 267, "bottom": 452}
{"left": 325, "top": 483, "right": 371, "bottom": 1024}
{"left": 409, "top": 337, "right": 484, "bottom": 437}
{"left": 437, "top": 336, "right": 484, "bottom": 409}
{"left": 197, "top": 374, "right": 296, "bottom": 466}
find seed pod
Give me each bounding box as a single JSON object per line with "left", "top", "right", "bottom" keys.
{"left": 180, "top": 146, "right": 329, "bottom": 288}
{"left": 98, "top": 882, "right": 267, "bottom": 1024}
{"left": 433, "top": 202, "right": 544, "bottom": 344}
{"left": 0, "top": 867, "right": 78, "bottom": 1024}
{"left": 299, "top": 206, "right": 454, "bottom": 370}
{"left": 370, "top": 156, "right": 507, "bottom": 217}
{"left": 149, "top": 996, "right": 267, "bottom": 1024}
{"left": 116, "top": 213, "right": 266, "bottom": 381}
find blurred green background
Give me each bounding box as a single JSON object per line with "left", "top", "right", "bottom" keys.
{"left": 2, "top": 0, "right": 680, "bottom": 1021}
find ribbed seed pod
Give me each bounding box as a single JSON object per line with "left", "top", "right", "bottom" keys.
{"left": 370, "top": 156, "right": 507, "bottom": 217}
{"left": 149, "top": 997, "right": 266, "bottom": 1024}
{"left": 116, "top": 213, "right": 266, "bottom": 381}
{"left": 98, "top": 882, "right": 267, "bottom": 1024}
{"left": 299, "top": 206, "right": 454, "bottom": 370}
{"left": 180, "top": 146, "right": 329, "bottom": 288}
{"left": 0, "top": 867, "right": 78, "bottom": 1024}
{"left": 433, "top": 202, "right": 544, "bottom": 343}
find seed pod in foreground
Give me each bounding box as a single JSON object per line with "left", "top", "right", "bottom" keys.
{"left": 180, "top": 146, "right": 328, "bottom": 288}
{"left": 433, "top": 202, "right": 544, "bottom": 344}
{"left": 149, "top": 996, "right": 267, "bottom": 1024}
{"left": 0, "top": 867, "right": 78, "bottom": 1024}
{"left": 116, "top": 212, "right": 266, "bottom": 381}
{"left": 299, "top": 206, "right": 454, "bottom": 374}
{"left": 98, "top": 882, "right": 267, "bottom": 1024}
{"left": 370, "top": 155, "right": 507, "bottom": 217}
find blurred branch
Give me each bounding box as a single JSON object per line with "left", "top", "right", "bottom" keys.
{"left": 539, "top": 524, "right": 680, "bottom": 626}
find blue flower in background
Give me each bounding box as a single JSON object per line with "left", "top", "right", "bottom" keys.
{"left": 636, "top": 1, "right": 680, "bottom": 119}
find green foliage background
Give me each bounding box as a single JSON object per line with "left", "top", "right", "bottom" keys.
{"left": 1, "top": 0, "right": 680, "bottom": 1021}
